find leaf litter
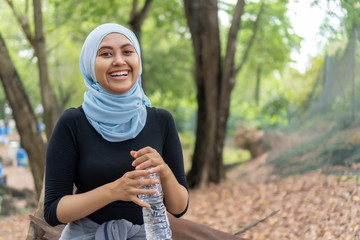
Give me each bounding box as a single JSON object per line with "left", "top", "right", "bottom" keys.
{"left": 0, "top": 156, "right": 359, "bottom": 240}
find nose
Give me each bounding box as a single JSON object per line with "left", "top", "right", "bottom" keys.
{"left": 112, "top": 54, "right": 126, "bottom": 66}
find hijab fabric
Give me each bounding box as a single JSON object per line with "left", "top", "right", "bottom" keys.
{"left": 80, "top": 23, "right": 151, "bottom": 142}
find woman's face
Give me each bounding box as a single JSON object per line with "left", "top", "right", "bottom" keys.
{"left": 95, "top": 33, "right": 140, "bottom": 94}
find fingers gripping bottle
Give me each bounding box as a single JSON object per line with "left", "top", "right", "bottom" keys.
{"left": 139, "top": 171, "right": 172, "bottom": 240}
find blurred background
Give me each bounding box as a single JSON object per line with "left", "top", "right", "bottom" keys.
{"left": 0, "top": 0, "right": 359, "bottom": 239}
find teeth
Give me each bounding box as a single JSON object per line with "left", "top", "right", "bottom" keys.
{"left": 111, "top": 71, "right": 128, "bottom": 76}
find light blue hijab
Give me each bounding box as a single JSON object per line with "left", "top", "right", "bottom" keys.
{"left": 80, "top": 23, "right": 151, "bottom": 142}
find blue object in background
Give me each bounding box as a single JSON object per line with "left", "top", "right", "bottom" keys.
{"left": 0, "top": 126, "right": 4, "bottom": 135}
{"left": 0, "top": 164, "right": 4, "bottom": 185}
{"left": 38, "top": 123, "right": 45, "bottom": 132}
{"left": 16, "top": 148, "right": 28, "bottom": 167}
{"left": 4, "top": 125, "right": 11, "bottom": 135}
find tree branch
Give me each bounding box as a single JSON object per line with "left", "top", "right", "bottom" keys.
{"left": 233, "top": 209, "right": 280, "bottom": 236}
{"left": 225, "top": 0, "right": 245, "bottom": 66}
{"left": 221, "top": 0, "right": 245, "bottom": 91}
{"left": 131, "top": 0, "right": 138, "bottom": 20}
{"left": 28, "top": 215, "right": 65, "bottom": 239}
{"left": 235, "top": 3, "right": 265, "bottom": 74}
{"left": 129, "top": 0, "right": 153, "bottom": 29}
{"left": 5, "top": 0, "right": 35, "bottom": 48}
{"left": 140, "top": 0, "right": 153, "bottom": 18}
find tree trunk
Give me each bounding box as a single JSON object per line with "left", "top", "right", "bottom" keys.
{"left": 33, "top": 0, "right": 62, "bottom": 140}
{"left": 129, "top": 0, "right": 153, "bottom": 92}
{"left": 183, "top": 0, "right": 221, "bottom": 187}
{"left": 4, "top": 0, "right": 61, "bottom": 139}
{"left": 184, "top": 0, "right": 245, "bottom": 188}
{"left": 255, "top": 65, "right": 261, "bottom": 106}
{"left": 0, "top": 34, "right": 46, "bottom": 198}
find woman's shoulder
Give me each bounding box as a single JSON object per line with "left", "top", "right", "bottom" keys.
{"left": 147, "top": 107, "right": 174, "bottom": 121}
{"left": 58, "top": 106, "right": 85, "bottom": 122}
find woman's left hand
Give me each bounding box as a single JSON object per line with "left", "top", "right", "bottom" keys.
{"left": 130, "top": 147, "right": 171, "bottom": 179}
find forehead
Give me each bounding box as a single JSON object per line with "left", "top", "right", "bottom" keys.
{"left": 99, "top": 33, "right": 133, "bottom": 47}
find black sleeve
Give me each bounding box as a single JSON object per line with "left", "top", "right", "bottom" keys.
{"left": 44, "top": 109, "right": 79, "bottom": 226}
{"left": 157, "top": 109, "right": 189, "bottom": 217}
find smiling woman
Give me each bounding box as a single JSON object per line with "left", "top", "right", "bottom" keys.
{"left": 43, "top": 23, "right": 189, "bottom": 240}
{"left": 95, "top": 33, "right": 140, "bottom": 95}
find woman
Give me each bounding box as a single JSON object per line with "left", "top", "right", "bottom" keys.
{"left": 44, "top": 23, "right": 189, "bottom": 239}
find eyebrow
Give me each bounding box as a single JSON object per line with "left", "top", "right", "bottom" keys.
{"left": 97, "top": 43, "right": 134, "bottom": 52}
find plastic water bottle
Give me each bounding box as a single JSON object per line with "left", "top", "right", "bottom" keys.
{"left": 139, "top": 171, "right": 172, "bottom": 240}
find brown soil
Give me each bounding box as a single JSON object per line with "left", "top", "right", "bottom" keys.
{"left": 0, "top": 166, "right": 35, "bottom": 240}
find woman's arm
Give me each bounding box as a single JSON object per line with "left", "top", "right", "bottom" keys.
{"left": 56, "top": 168, "right": 159, "bottom": 224}
{"left": 158, "top": 166, "right": 189, "bottom": 215}
{"left": 56, "top": 184, "right": 113, "bottom": 223}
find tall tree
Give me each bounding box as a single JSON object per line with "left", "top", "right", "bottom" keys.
{"left": 183, "top": 0, "right": 264, "bottom": 187}
{"left": 0, "top": 33, "right": 48, "bottom": 239}
{"left": 3, "top": 0, "right": 63, "bottom": 238}
{"left": 0, "top": 34, "right": 46, "bottom": 197}
{"left": 5, "top": 0, "right": 62, "bottom": 139}
{"left": 33, "top": 0, "right": 62, "bottom": 138}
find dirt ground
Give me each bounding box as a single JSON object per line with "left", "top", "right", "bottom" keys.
{"left": 0, "top": 166, "right": 35, "bottom": 240}
{"left": 0, "top": 153, "right": 360, "bottom": 239}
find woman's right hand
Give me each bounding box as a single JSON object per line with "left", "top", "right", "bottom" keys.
{"left": 106, "top": 169, "right": 159, "bottom": 208}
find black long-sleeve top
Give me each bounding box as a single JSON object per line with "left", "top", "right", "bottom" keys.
{"left": 44, "top": 106, "right": 188, "bottom": 226}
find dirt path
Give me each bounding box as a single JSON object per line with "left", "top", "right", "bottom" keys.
{"left": 0, "top": 211, "right": 33, "bottom": 240}
{"left": 0, "top": 165, "right": 35, "bottom": 240}
{"left": 0, "top": 158, "right": 359, "bottom": 239}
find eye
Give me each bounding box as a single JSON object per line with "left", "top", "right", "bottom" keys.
{"left": 124, "top": 50, "right": 134, "bottom": 55}
{"left": 99, "top": 52, "right": 112, "bottom": 57}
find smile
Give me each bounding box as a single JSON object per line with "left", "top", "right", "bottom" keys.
{"left": 110, "top": 70, "right": 129, "bottom": 77}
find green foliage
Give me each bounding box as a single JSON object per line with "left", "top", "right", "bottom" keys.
{"left": 234, "top": 0, "right": 301, "bottom": 74}
{"left": 227, "top": 0, "right": 303, "bottom": 131}
{"left": 223, "top": 145, "right": 250, "bottom": 166}
{"left": 0, "top": 2, "right": 40, "bottom": 109}
{"left": 1, "top": 0, "right": 334, "bottom": 144}
{"left": 139, "top": 0, "right": 196, "bottom": 133}
{"left": 260, "top": 95, "right": 289, "bottom": 125}
{"left": 149, "top": 90, "right": 196, "bottom": 132}
{"left": 322, "top": 0, "right": 360, "bottom": 38}
{"left": 141, "top": 15, "right": 194, "bottom": 100}
{"left": 50, "top": 0, "right": 131, "bottom": 36}
{"left": 178, "top": 131, "right": 195, "bottom": 170}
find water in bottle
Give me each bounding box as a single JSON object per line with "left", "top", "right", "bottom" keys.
{"left": 139, "top": 172, "right": 172, "bottom": 240}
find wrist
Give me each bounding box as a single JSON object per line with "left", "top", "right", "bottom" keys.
{"left": 159, "top": 164, "right": 172, "bottom": 182}
{"left": 102, "top": 182, "right": 116, "bottom": 203}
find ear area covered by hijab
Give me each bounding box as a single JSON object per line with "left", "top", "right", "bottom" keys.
{"left": 80, "top": 23, "right": 151, "bottom": 142}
